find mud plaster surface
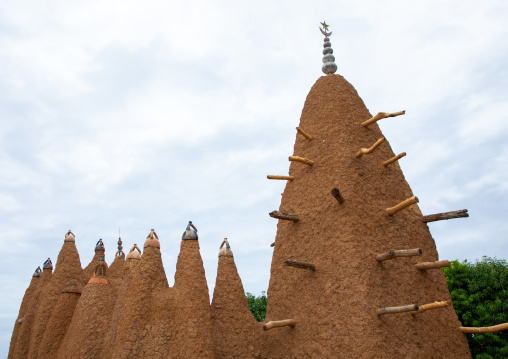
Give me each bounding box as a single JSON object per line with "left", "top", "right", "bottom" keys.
{"left": 37, "top": 292, "right": 80, "bottom": 359}
{"left": 211, "top": 255, "right": 263, "bottom": 358}
{"left": 265, "top": 75, "right": 471, "bottom": 358}
{"left": 8, "top": 276, "right": 40, "bottom": 359}
{"left": 25, "top": 241, "right": 86, "bottom": 359}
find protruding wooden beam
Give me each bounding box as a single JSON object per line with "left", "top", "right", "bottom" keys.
{"left": 415, "top": 260, "right": 451, "bottom": 270}
{"left": 296, "top": 127, "right": 313, "bottom": 140}
{"left": 284, "top": 259, "right": 316, "bottom": 271}
{"left": 362, "top": 110, "right": 406, "bottom": 127}
{"left": 460, "top": 322, "right": 508, "bottom": 334}
{"left": 289, "top": 156, "right": 314, "bottom": 166}
{"left": 386, "top": 196, "right": 419, "bottom": 215}
{"left": 270, "top": 242, "right": 275, "bottom": 247}
{"left": 377, "top": 304, "right": 418, "bottom": 316}
{"left": 376, "top": 251, "right": 395, "bottom": 262}
{"left": 267, "top": 175, "right": 294, "bottom": 181}
{"left": 356, "top": 137, "right": 385, "bottom": 158}
{"left": 383, "top": 152, "right": 406, "bottom": 167}
{"left": 376, "top": 248, "right": 422, "bottom": 262}
{"left": 422, "top": 209, "right": 469, "bottom": 223}
{"left": 269, "top": 211, "right": 299, "bottom": 222}
{"left": 331, "top": 188, "right": 345, "bottom": 204}
{"left": 411, "top": 301, "right": 451, "bottom": 315}
{"left": 263, "top": 319, "right": 296, "bottom": 331}
{"left": 393, "top": 248, "right": 423, "bottom": 257}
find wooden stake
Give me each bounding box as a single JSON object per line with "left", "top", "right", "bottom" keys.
{"left": 362, "top": 110, "right": 406, "bottom": 127}
{"left": 284, "top": 259, "right": 316, "bottom": 271}
{"left": 269, "top": 211, "right": 299, "bottom": 222}
{"left": 267, "top": 175, "right": 294, "bottom": 181}
{"left": 263, "top": 319, "right": 296, "bottom": 331}
{"left": 422, "top": 209, "right": 469, "bottom": 223}
{"left": 376, "top": 248, "right": 422, "bottom": 262}
{"left": 296, "top": 127, "right": 313, "bottom": 140}
{"left": 383, "top": 152, "right": 406, "bottom": 167}
{"left": 411, "top": 301, "right": 451, "bottom": 315}
{"left": 289, "top": 156, "right": 314, "bottom": 166}
{"left": 415, "top": 260, "right": 451, "bottom": 270}
{"left": 377, "top": 304, "right": 418, "bottom": 316}
{"left": 376, "top": 251, "right": 395, "bottom": 262}
{"left": 386, "top": 196, "right": 419, "bottom": 215}
{"left": 393, "top": 248, "right": 423, "bottom": 257}
{"left": 331, "top": 188, "right": 345, "bottom": 204}
{"left": 356, "top": 137, "right": 385, "bottom": 158}
{"left": 460, "top": 322, "right": 508, "bottom": 334}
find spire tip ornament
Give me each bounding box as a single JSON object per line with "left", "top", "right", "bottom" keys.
{"left": 33, "top": 266, "right": 42, "bottom": 277}
{"left": 64, "top": 230, "right": 75, "bottom": 243}
{"left": 182, "top": 221, "right": 198, "bottom": 240}
{"left": 43, "top": 258, "right": 53, "bottom": 270}
{"left": 115, "top": 230, "right": 125, "bottom": 259}
{"left": 320, "top": 21, "right": 337, "bottom": 75}
{"left": 95, "top": 239, "right": 105, "bottom": 252}
{"left": 144, "top": 228, "right": 160, "bottom": 248}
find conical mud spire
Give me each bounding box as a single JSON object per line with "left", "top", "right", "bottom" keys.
{"left": 262, "top": 24, "right": 471, "bottom": 358}
{"left": 37, "top": 279, "right": 83, "bottom": 359}
{"left": 211, "top": 239, "right": 262, "bottom": 358}
{"left": 10, "top": 260, "right": 52, "bottom": 359}
{"left": 26, "top": 231, "right": 86, "bottom": 359}
{"left": 8, "top": 268, "right": 42, "bottom": 359}
{"left": 173, "top": 221, "right": 214, "bottom": 357}
{"left": 102, "top": 242, "right": 143, "bottom": 359}
{"left": 110, "top": 229, "right": 170, "bottom": 358}
{"left": 57, "top": 255, "right": 114, "bottom": 358}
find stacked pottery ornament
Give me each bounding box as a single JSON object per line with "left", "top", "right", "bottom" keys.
{"left": 320, "top": 22, "right": 337, "bottom": 75}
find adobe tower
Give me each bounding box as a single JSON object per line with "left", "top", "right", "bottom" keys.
{"left": 262, "top": 22, "right": 471, "bottom": 358}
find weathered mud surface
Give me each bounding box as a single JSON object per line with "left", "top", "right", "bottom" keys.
{"left": 211, "top": 255, "right": 263, "bottom": 358}
{"left": 264, "top": 75, "right": 471, "bottom": 358}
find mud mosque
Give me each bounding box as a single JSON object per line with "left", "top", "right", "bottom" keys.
{"left": 9, "top": 23, "right": 497, "bottom": 358}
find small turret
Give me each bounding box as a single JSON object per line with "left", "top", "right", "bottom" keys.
{"left": 182, "top": 221, "right": 198, "bottom": 240}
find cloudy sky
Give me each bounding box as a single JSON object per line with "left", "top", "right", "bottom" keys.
{"left": 1, "top": 0, "right": 507, "bottom": 355}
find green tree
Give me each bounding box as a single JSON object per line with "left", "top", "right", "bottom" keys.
{"left": 246, "top": 291, "right": 267, "bottom": 322}
{"left": 443, "top": 257, "right": 508, "bottom": 358}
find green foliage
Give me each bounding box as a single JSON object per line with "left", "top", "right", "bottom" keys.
{"left": 246, "top": 291, "right": 267, "bottom": 322}
{"left": 443, "top": 256, "right": 508, "bottom": 358}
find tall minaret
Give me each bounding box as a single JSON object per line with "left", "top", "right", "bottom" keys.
{"left": 263, "top": 22, "right": 471, "bottom": 358}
